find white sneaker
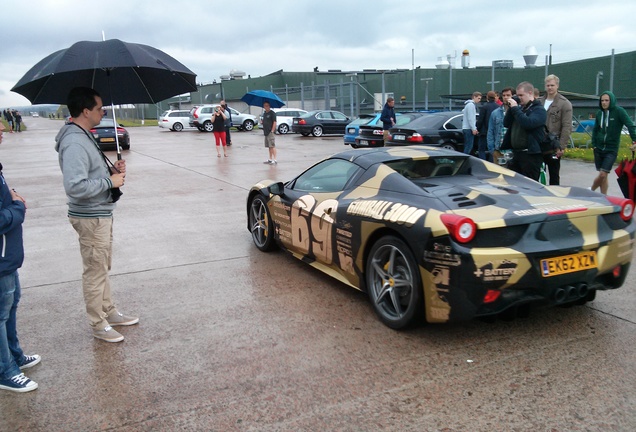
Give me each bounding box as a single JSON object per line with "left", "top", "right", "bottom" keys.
{"left": 93, "top": 325, "right": 124, "bottom": 343}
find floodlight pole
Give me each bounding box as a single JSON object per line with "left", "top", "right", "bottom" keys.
{"left": 421, "top": 78, "right": 433, "bottom": 110}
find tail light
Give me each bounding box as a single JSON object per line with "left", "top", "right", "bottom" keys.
{"left": 89, "top": 128, "right": 96, "bottom": 134}
{"left": 116, "top": 127, "right": 126, "bottom": 135}
{"left": 298, "top": 119, "right": 306, "bottom": 125}
{"left": 483, "top": 289, "right": 501, "bottom": 303}
{"left": 408, "top": 133, "right": 423, "bottom": 143}
{"left": 193, "top": 111, "right": 199, "bottom": 119}
{"left": 606, "top": 196, "right": 634, "bottom": 221}
{"left": 441, "top": 214, "right": 476, "bottom": 243}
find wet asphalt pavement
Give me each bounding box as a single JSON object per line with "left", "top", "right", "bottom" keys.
{"left": 0, "top": 117, "right": 634, "bottom": 431}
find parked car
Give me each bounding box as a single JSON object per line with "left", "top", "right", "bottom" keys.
{"left": 90, "top": 118, "right": 130, "bottom": 151}
{"left": 189, "top": 104, "right": 257, "bottom": 132}
{"left": 386, "top": 111, "right": 464, "bottom": 151}
{"left": 247, "top": 145, "right": 635, "bottom": 329}
{"left": 259, "top": 108, "right": 308, "bottom": 134}
{"left": 343, "top": 114, "right": 375, "bottom": 146}
{"left": 291, "top": 110, "right": 351, "bottom": 137}
{"left": 158, "top": 110, "right": 193, "bottom": 132}
{"left": 353, "top": 112, "right": 423, "bottom": 148}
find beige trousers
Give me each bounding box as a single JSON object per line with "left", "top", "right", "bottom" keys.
{"left": 69, "top": 217, "right": 116, "bottom": 330}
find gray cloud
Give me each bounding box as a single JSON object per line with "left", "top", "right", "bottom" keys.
{"left": 3, "top": 0, "right": 635, "bottom": 107}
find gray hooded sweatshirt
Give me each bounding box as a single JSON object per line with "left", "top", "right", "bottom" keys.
{"left": 55, "top": 123, "right": 116, "bottom": 217}
{"left": 462, "top": 99, "right": 477, "bottom": 131}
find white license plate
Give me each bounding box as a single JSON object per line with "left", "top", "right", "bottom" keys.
{"left": 394, "top": 135, "right": 406, "bottom": 141}
{"left": 359, "top": 140, "right": 368, "bottom": 145}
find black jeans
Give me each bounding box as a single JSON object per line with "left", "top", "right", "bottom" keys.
{"left": 509, "top": 151, "right": 543, "bottom": 182}
{"left": 543, "top": 153, "right": 561, "bottom": 185}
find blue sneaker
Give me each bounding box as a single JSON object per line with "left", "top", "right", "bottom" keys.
{"left": 0, "top": 373, "right": 38, "bottom": 393}
{"left": 19, "top": 354, "right": 41, "bottom": 370}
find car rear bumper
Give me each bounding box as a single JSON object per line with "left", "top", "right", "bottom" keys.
{"left": 355, "top": 137, "right": 385, "bottom": 147}
{"left": 421, "top": 226, "right": 635, "bottom": 323}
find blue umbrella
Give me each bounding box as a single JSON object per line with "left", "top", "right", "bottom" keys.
{"left": 241, "top": 90, "right": 285, "bottom": 108}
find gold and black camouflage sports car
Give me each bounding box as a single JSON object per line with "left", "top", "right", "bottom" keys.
{"left": 247, "top": 146, "right": 635, "bottom": 329}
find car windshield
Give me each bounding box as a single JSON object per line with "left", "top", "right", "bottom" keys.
{"left": 385, "top": 156, "right": 468, "bottom": 180}
{"left": 399, "top": 114, "right": 446, "bottom": 129}
{"left": 97, "top": 119, "right": 116, "bottom": 128}
{"left": 349, "top": 116, "right": 374, "bottom": 126}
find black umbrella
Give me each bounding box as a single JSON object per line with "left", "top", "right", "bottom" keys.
{"left": 12, "top": 39, "right": 198, "bottom": 158}
{"left": 12, "top": 39, "right": 197, "bottom": 105}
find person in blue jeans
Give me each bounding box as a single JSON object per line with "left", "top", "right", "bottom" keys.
{"left": 462, "top": 92, "right": 481, "bottom": 155}
{"left": 0, "top": 123, "right": 40, "bottom": 393}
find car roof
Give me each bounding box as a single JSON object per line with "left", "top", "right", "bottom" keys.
{"left": 333, "top": 145, "right": 464, "bottom": 170}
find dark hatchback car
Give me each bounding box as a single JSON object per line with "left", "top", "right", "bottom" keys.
{"left": 91, "top": 118, "right": 130, "bottom": 151}
{"left": 385, "top": 111, "right": 464, "bottom": 151}
{"left": 353, "top": 112, "right": 425, "bottom": 148}
{"left": 292, "top": 110, "right": 351, "bottom": 137}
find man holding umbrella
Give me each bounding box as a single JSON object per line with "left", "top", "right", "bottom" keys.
{"left": 55, "top": 87, "right": 139, "bottom": 343}
{"left": 262, "top": 101, "right": 277, "bottom": 165}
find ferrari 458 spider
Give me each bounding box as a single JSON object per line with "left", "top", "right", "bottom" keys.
{"left": 247, "top": 146, "right": 635, "bottom": 329}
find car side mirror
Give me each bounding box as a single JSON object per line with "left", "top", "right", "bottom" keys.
{"left": 268, "top": 182, "right": 284, "bottom": 196}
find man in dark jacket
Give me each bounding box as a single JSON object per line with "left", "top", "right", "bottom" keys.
{"left": 0, "top": 123, "right": 41, "bottom": 393}
{"left": 591, "top": 91, "right": 636, "bottom": 194}
{"left": 380, "top": 97, "right": 396, "bottom": 143}
{"left": 501, "top": 82, "right": 547, "bottom": 181}
{"left": 476, "top": 91, "right": 499, "bottom": 161}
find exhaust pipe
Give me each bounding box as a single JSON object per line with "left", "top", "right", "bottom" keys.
{"left": 577, "top": 283, "right": 589, "bottom": 298}
{"left": 566, "top": 285, "right": 577, "bottom": 299}
{"left": 554, "top": 288, "right": 566, "bottom": 303}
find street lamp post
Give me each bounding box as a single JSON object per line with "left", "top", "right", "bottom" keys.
{"left": 420, "top": 78, "right": 433, "bottom": 110}
{"left": 596, "top": 71, "right": 604, "bottom": 95}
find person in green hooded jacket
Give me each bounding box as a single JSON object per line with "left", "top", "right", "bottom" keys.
{"left": 591, "top": 91, "right": 636, "bottom": 194}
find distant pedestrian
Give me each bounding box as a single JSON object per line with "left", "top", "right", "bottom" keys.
{"left": 0, "top": 123, "right": 41, "bottom": 393}
{"left": 262, "top": 101, "right": 277, "bottom": 164}
{"left": 462, "top": 92, "right": 481, "bottom": 155}
{"left": 487, "top": 87, "right": 514, "bottom": 163}
{"left": 476, "top": 91, "right": 499, "bottom": 161}
{"left": 380, "top": 97, "right": 396, "bottom": 143}
{"left": 5, "top": 110, "right": 14, "bottom": 133}
{"left": 538, "top": 74, "right": 572, "bottom": 185}
{"left": 501, "top": 82, "right": 546, "bottom": 181}
{"left": 212, "top": 104, "right": 228, "bottom": 157}
{"left": 13, "top": 111, "right": 22, "bottom": 133}
{"left": 591, "top": 91, "right": 636, "bottom": 194}
{"left": 221, "top": 100, "right": 232, "bottom": 146}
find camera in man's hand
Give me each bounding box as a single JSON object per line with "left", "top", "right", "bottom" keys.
{"left": 508, "top": 95, "right": 521, "bottom": 106}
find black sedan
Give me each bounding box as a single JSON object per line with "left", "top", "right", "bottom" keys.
{"left": 386, "top": 111, "right": 463, "bottom": 151}
{"left": 247, "top": 146, "right": 635, "bottom": 329}
{"left": 90, "top": 118, "right": 130, "bottom": 151}
{"left": 353, "top": 112, "right": 425, "bottom": 148}
{"left": 291, "top": 110, "right": 351, "bottom": 137}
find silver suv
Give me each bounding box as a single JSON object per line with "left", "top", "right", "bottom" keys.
{"left": 189, "top": 104, "right": 257, "bottom": 132}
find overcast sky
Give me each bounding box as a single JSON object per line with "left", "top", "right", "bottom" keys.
{"left": 2, "top": 0, "right": 635, "bottom": 108}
